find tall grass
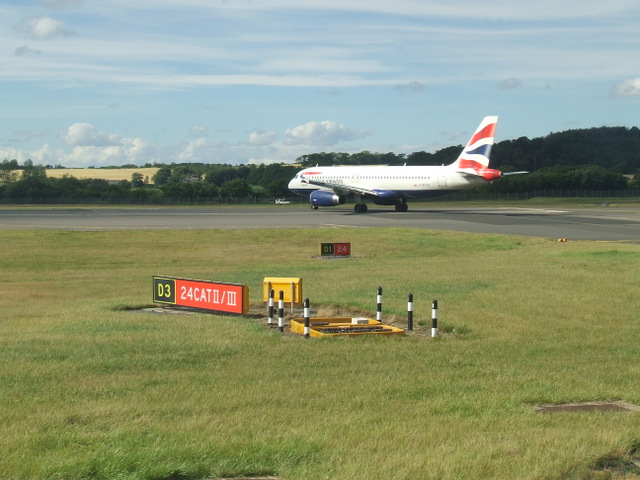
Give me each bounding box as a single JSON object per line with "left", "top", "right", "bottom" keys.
{"left": 2, "top": 227, "right": 640, "bottom": 479}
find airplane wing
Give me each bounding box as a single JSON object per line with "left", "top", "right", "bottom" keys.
{"left": 302, "top": 176, "right": 391, "bottom": 198}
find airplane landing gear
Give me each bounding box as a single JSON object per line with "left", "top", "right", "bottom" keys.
{"left": 395, "top": 201, "right": 408, "bottom": 212}
{"left": 354, "top": 203, "right": 368, "bottom": 213}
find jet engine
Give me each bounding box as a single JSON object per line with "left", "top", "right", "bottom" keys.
{"left": 310, "top": 190, "right": 345, "bottom": 207}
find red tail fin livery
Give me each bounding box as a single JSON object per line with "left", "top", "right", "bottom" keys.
{"left": 453, "top": 116, "right": 502, "bottom": 181}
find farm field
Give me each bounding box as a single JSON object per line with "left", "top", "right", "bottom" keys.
{"left": 44, "top": 167, "right": 160, "bottom": 182}
{"left": 2, "top": 226, "right": 640, "bottom": 479}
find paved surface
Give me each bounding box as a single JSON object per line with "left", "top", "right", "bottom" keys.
{"left": 1, "top": 205, "right": 640, "bottom": 243}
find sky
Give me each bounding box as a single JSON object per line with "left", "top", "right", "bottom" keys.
{"left": 1, "top": 0, "right": 639, "bottom": 168}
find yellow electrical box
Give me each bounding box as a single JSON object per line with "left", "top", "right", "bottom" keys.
{"left": 263, "top": 277, "right": 303, "bottom": 307}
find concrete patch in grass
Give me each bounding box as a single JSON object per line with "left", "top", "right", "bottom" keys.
{"left": 534, "top": 402, "right": 640, "bottom": 413}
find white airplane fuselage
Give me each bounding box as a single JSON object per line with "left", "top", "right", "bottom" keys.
{"left": 287, "top": 116, "right": 522, "bottom": 213}
{"left": 287, "top": 164, "right": 488, "bottom": 200}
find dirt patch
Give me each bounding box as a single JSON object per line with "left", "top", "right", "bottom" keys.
{"left": 535, "top": 402, "right": 640, "bottom": 413}
{"left": 138, "top": 302, "right": 449, "bottom": 338}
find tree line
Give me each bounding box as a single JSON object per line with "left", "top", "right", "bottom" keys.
{"left": 2, "top": 125, "right": 640, "bottom": 203}
{"left": 0, "top": 160, "right": 299, "bottom": 204}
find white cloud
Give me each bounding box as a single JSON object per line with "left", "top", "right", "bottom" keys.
{"left": 60, "top": 137, "right": 151, "bottom": 167}
{"left": 178, "top": 137, "right": 212, "bottom": 163}
{"left": 249, "top": 130, "right": 277, "bottom": 146}
{"left": 394, "top": 81, "right": 425, "bottom": 93}
{"left": 14, "top": 46, "right": 41, "bottom": 56}
{"left": 31, "top": 144, "right": 59, "bottom": 165}
{"left": 21, "top": 16, "right": 74, "bottom": 40}
{"left": 65, "top": 146, "right": 124, "bottom": 167}
{"left": 189, "top": 125, "right": 209, "bottom": 137}
{"left": 0, "top": 146, "right": 32, "bottom": 164}
{"left": 3, "top": 125, "right": 307, "bottom": 168}
{"left": 497, "top": 77, "right": 522, "bottom": 89}
{"left": 0, "top": 144, "right": 63, "bottom": 166}
{"left": 284, "top": 121, "right": 367, "bottom": 147}
{"left": 446, "top": 130, "right": 467, "bottom": 143}
{"left": 40, "top": 0, "right": 83, "bottom": 8}
{"left": 611, "top": 78, "right": 640, "bottom": 97}
{"left": 177, "top": 137, "right": 278, "bottom": 164}
{"left": 61, "top": 123, "right": 121, "bottom": 147}
{"left": 2, "top": 141, "right": 155, "bottom": 169}
{"left": 102, "top": 0, "right": 638, "bottom": 22}
{"left": 3, "top": 1, "right": 636, "bottom": 92}
{"left": 9, "top": 129, "right": 47, "bottom": 144}
{"left": 175, "top": 126, "right": 357, "bottom": 164}
{"left": 44, "top": 123, "right": 154, "bottom": 166}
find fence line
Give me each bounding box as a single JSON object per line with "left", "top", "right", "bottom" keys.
{"left": 2, "top": 190, "right": 640, "bottom": 205}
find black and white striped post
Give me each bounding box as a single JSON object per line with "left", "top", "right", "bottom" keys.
{"left": 431, "top": 299, "right": 438, "bottom": 338}
{"left": 407, "top": 293, "right": 414, "bottom": 331}
{"left": 268, "top": 288, "right": 275, "bottom": 327}
{"left": 278, "top": 290, "right": 284, "bottom": 333}
{"left": 376, "top": 286, "right": 383, "bottom": 322}
{"left": 304, "top": 297, "right": 310, "bottom": 339}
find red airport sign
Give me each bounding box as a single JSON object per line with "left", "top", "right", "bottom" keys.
{"left": 153, "top": 275, "right": 249, "bottom": 315}
{"left": 320, "top": 242, "right": 351, "bottom": 256}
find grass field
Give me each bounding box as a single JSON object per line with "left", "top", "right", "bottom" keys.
{"left": 2, "top": 224, "right": 640, "bottom": 479}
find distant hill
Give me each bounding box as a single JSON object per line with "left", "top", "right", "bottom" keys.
{"left": 297, "top": 125, "right": 640, "bottom": 175}
{"left": 492, "top": 126, "right": 640, "bottom": 174}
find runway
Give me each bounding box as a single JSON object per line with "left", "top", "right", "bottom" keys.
{"left": 1, "top": 205, "right": 640, "bottom": 243}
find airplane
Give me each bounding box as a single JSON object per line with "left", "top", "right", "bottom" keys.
{"left": 287, "top": 116, "right": 526, "bottom": 212}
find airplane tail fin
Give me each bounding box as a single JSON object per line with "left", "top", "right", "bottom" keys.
{"left": 452, "top": 116, "right": 499, "bottom": 179}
